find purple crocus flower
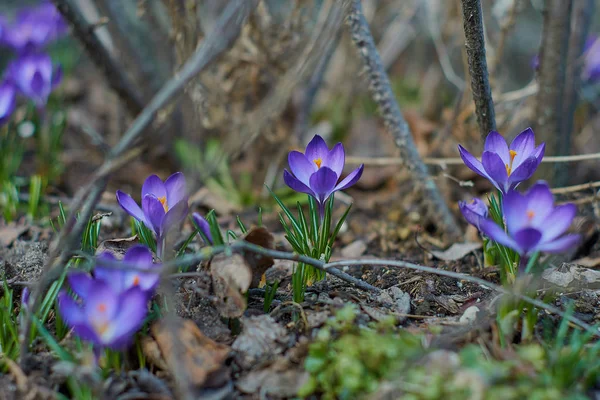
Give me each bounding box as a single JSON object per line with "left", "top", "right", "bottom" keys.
{"left": 6, "top": 52, "right": 62, "bottom": 107}
{"left": 479, "top": 182, "right": 580, "bottom": 257}
{"left": 0, "top": 80, "right": 16, "bottom": 126}
{"left": 459, "top": 198, "right": 488, "bottom": 229}
{"left": 458, "top": 128, "right": 545, "bottom": 194}
{"left": 192, "top": 213, "right": 213, "bottom": 244}
{"left": 283, "top": 135, "right": 364, "bottom": 214}
{"left": 58, "top": 280, "right": 148, "bottom": 351}
{"left": 1, "top": 1, "right": 67, "bottom": 51}
{"left": 116, "top": 172, "right": 189, "bottom": 257}
{"left": 67, "top": 245, "right": 161, "bottom": 295}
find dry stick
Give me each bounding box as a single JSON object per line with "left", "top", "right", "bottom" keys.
{"left": 559, "top": 0, "right": 595, "bottom": 186}
{"left": 346, "top": 152, "right": 600, "bottom": 167}
{"left": 533, "top": 0, "right": 573, "bottom": 185}
{"left": 488, "top": 0, "right": 522, "bottom": 78}
{"left": 19, "top": 0, "right": 259, "bottom": 366}
{"left": 460, "top": 0, "right": 496, "bottom": 138}
{"left": 163, "top": 242, "right": 595, "bottom": 335}
{"left": 342, "top": 0, "right": 461, "bottom": 241}
{"left": 50, "top": 0, "right": 144, "bottom": 115}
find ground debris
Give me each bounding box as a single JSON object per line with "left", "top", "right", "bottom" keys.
{"left": 210, "top": 253, "right": 252, "bottom": 318}
{"left": 232, "top": 315, "right": 289, "bottom": 369}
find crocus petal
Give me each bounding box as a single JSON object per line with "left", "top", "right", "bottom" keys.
{"left": 66, "top": 271, "right": 95, "bottom": 299}
{"left": 94, "top": 252, "right": 125, "bottom": 293}
{"left": 284, "top": 169, "right": 315, "bottom": 197}
{"left": 116, "top": 190, "right": 147, "bottom": 225}
{"left": 484, "top": 131, "right": 510, "bottom": 165}
{"left": 512, "top": 228, "right": 542, "bottom": 255}
{"left": 122, "top": 245, "right": 158, "bottom": 290}
{"left": 532, "top": 142, "right": 546, "bottom": 161}
{"left": 324, "top": 143, "right": 345, "bottom": 178}
{"left": 309, "top": 167, "right": 339, "bottom": 203}
{"left": 142, "top": 175, "right": 166, "bottom": 199}
{"left": 334, "top": 164, "right": 364, "bottom": 192}
{"left": 70, "top": 323, "right": 102, "bottom": 344}
{"left": 192, "top": 213, "right": 213, "bottom": 244}
{"left": 523, "top": 182, "right": 555, "bottom": 225}
{"left": 459, "top": 199, "right": 488, "bottom": 228}
{"left": 458, "top": 145, "right": 489, "bottom": 178}
{"left": 304, "top": 135, "right": 329, "bottom": 163}
{"left": 0, "top": 81, "right": 16, "bottom": 125}
{"left": 481, "top": 151, "right": 508, "bottom": 192}
{"left": 503, "top": 190, "right": 529, "bottom": 235}
{"left": 142, "top": 195, "right": 165, "bottom": 235}
{"left": 164, "top": 172, "right": 187, "bottom": 207}
{"left": 57, "top": 291, "right": 85, "bottom": 325}
{"left": 288, "top": 151, "right": 316, "bottom": 185}
{"left": 86, "top": 281, "right": 119, "bottom": 322}
{"left": 507, "top": 157, "right": 538, "bottom": 188}
{"left": 109, "top": 287, "right": 148, "bottom": 349}
{"left": 123, "top": 245, "right": 154, "bottom": 267}
{"left": 537, "top": 234, "right": 581, "bottom": 254}
{"left": 162, "top": 200, "right": 189, "bottom": 235}
{"left": 539, "top": 204, "right": 577, "bottom": 242}
{"left": 479, "top": 219, "right": 522, "bottom": 254}
{"left": 509, "top": 128, "right": 535, "bottom": 167}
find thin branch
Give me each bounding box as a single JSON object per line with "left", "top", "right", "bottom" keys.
{"left": 460, "top": 0, "right": 496, "bottom": 138}
{"left": 51, "top": 0, "right": 145, "bottom": 115}
{"left": 20, "top": 0, "right": 259, "bottom": 366}
{"left": 342, "top": 0, "right": 461, "bottom": 241}
{"left": 345, "top": 151, "right": 600, "bottom": 167}
{"left": 533, "top": 0, "right": 574, "bottom": 184}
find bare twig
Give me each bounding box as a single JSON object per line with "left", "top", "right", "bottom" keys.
{"left": 346, "top": 151, "right": 600, "bottom": 167}
{"left": 460, "top": 0, "right": 496, "bottom": 138}
{"left": 534, "top": 0, "right": 574, "bottom": 184}
{"left": 50, "top": 0, "right": 145, "bottom": 115}
{"left": 558, "top": 0, "right": 595, "bottom": 185}
{"left": 20, "top": 0, "right": 259, "bottom": 366}
{"left": 342, "top": 0, "right": 461, "bottom": 241}
{"left": 489, "top": 0, "right": 523, "bottom": 77}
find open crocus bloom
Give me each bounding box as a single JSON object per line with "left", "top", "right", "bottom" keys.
{"left": 283, "top": 135, "right": 364, "bottom": 212}
{"left": 479, "top": 182, "right": 580, "bottom": 256}
{"left": 459, "top": 198, "right": 488, "bottom": 229}
{"left": 6, "top": 52, "right": 62, "bottom": 107}
{"left": 458, "top": 128, "right": 545, "bottom": 194}
{"left": 58, "top": 279, "right": 148, "bottom": 350}
{"left": 116, "top": 173, "right": 189, "bottom": 256}
{"left": 2, "top": 1, "right": 67, "bottom": 51}
{"left": 192, "top": 213, "right": 213, "bottom": 245}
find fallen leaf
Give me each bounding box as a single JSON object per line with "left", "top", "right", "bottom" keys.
{"left": 189, "top": 187, "right": 240, "bottom": 215}
{"left": 143, "top": 318, "right": 231, "bottom": 391}
{"left": 341, "top": 240, "right": 367, "bottom": 258}
{"left": 236, "top": 368, "right": 309, "bottom": 397}
{"left": 95, "top": 235, "right": 139, "bottom": 258}
{"left": 0, "top": 223, "right": 28, "bottom": 247}
{"left": 232, "top": 315, "right": 288, "bottom": 369}
{"left": 573, "top": 256, "right": 600, "bottom": 268}
{"left": 430, "top": 242, "right": 481, "bottom": 261}
{"left": 542, "top": 263, "right": 600, "bottom": 288}
{"left": 211, "top": 254, "right": 252, "bottom": 318}
{"left": 242, "top": 227, "right": 275, "bottom": 288}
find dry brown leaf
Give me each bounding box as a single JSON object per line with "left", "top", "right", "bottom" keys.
{"left": 232, "top": 315, "right": 288, "bottom": 369}
{"left": 0, "top": 223, "right": 28, "bottom": 247}
{"left": 142, "top": 318, "right": 231, "bottom": 390}
{"left": 95, "top": 235, "right": 140, "bottom": 258}
{"left": 211, "top": 253, "right": 252, "bottom": 318}
{"left": 542, "top": 263, "right": 600, "bottom": 288}
{"left": 430, "top": 242, "right": 481, "bottom": 261}
{"left": 236, "top": 368, "right": 309, "bottom": 397}
{"left": 242, "top": 226, "right": 275, "bottom": 288}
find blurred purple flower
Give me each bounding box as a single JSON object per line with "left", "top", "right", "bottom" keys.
{"left": 458, "top": 128, "right": 545, "bottom": 194}
{"left": 116, "top": 173, "right": 189, "bottom": 257}
{"left": 21, "top": 287, "right": 30, "bottom": 310}
{"left": 0, "top": 80, "right": 16, "bottom": 125}
{"left": 1, "top": 1, "right": 67, "bottom": 51}
{"left": 583, "top": 36, "right": 600, "bottom": 83}
{"left": 283, "top": 135, "right": 364, "bottom": 214}
{"left": 459, "top": 198, "right": 488, "bottom": 229}
{"left": 6, "top": 52, "right": 62, "bottom": 107}
{"left": 58, "top": 279, "right": 148, "bottom": 351}
{"left": 192, "top": 213, "right": 213, "bottom": 244}
{"left": 479, "top": 182, "right": 580, "bottom": 256}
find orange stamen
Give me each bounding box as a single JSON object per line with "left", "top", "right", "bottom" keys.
{"left": 133, "top": 276, "right": 140, "bottom": 286}
{"left": 158, "top": 196, "right": 168, "bottom": 212}
{"left": 314, "top": 158, "right": 322, "bottom": 169}
{"left": 97, "top": 303, "right": 107, "bottom": 313}
{"left": 509, "top": 150, "right": 517, "bottom": 161}
{"left": 527, "top": 210, "right": 535, "bottom": 220}
{"left": 505, "top": 164, "right": 512, "bottom": 176}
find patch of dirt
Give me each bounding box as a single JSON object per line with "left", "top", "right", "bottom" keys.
{"left": 0, "top": 240, "right": 49, "bottom": 283}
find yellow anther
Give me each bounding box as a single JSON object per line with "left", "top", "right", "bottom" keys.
{"left": 97, "top": 303, "right": 107, "bottom": 313}
{"left": 158, "top": 196, "right": 168, "bottom": 212}
{"left": 133, "top": 276, "right": 140, "bottom": 286}
{"left": 527, "top": 210, "right": 535, "bottom": 220}
{"left": 509, "top": 150, "right": 517, "bottom": 161}
{"left": 314, "top": 158, "right": 322, "bottom": 169}
{"left": 505, "top": 163, "right": 512, "bottom": 176}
